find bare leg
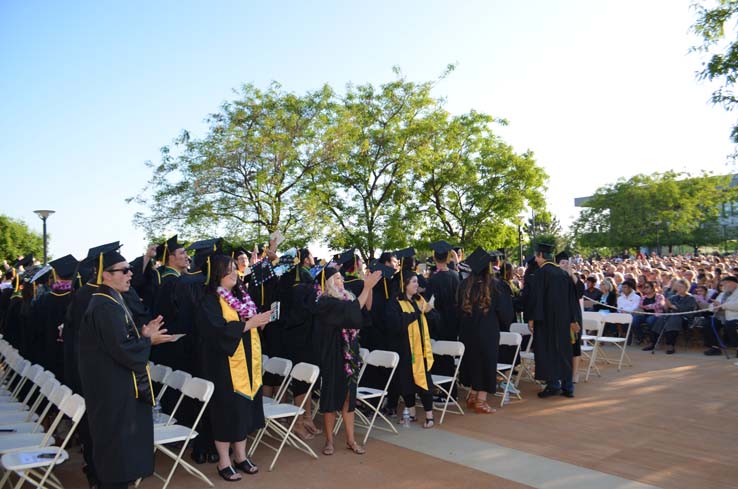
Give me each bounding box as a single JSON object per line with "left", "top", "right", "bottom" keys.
{"left": 572, "top": 355, "right": 581, "bottom": 382}
{"left": 214, "top": 441, "right": 240, "bottom": 480}
{"left": 262, "top": 385, "right": 275, "bottom": 399}
{"left": 232, "top": 440, "right": 247, "bottom": 463}
{"left": 322, "top": 412, "right": 336, "bottom": 454}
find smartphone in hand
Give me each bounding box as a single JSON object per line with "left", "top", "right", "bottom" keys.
{"left": 270, "top": 301, "right": 281, "bottom": 322}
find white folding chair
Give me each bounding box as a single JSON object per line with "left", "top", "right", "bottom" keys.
{"left": 510, "top": 323, "right": 536, "bottom": 386}
{"left": 0, "top": 373, "right": 57, "bottom": 435}
{"left": 0, "top": 394, "right": 85, "bottom": 489}
{"left": 0, "top": 360, "right": 31, "bottom": 402}
{"left": 262, "top": 357, "right": 293, "bottom": 405}
{"left": 146, "top": 377, "right": 215, "bottom": 489}
{"left": 0, "top": 365, "right": 45, "bottom": 412}
{"left": 248, "top": 362, "right": 320, "bottom": 471}
{"left": 595, "top": 313, "right": 633, "bottom": 371}
{"left": 150, "top": 364, "right": 173, "bottom": 399}
{"left": 359, "top": 348, "right": 370, "bottom": 363}
{"left": 431, "top": 341, "right": 465, "bottom": 424}
{"left": 154, "top": 370, "right": 191, "bottom": 426}
{"left": 496, "top": 332, "right": 522, "bottom": 407}
{"left": 335, "top": 350, "right": 399, "bottom": 444}
{"left": 583, "top": 318, "right": 605, "bottom": 381}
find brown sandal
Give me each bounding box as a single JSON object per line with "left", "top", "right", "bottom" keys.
{"left": 322, "top": 443, "right": 334, "bottom": 456}
{"left": 346, "top": 441, "right": 366, "bottom": 455}
{"left": 474, "top": 401, "right": 497, "bottom": 414}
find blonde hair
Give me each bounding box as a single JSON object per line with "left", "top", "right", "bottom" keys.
{"left": 323, "top": 273, "right": 356, "bottom": 301}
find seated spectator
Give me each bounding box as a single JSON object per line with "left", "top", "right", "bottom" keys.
{"left": 704, "top": 276, "right": 738, "bottom": 356}
{"left": 632, "top": 282, "right": 665, "bottom": 345}
{"left": 593, "top": 279, "right": 617, "bottom": 313}
{"left": 582, "top": 276, "right": 602, "bottom": 311}
{"left": 617, "top": 279, "right": 640, "bottom": 340}
{"left": 643, "top": 279, "right": 697, "bottom": 354}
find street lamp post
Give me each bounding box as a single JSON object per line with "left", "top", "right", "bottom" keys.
{"left": 33, "top": 210, "right": 55, "bottom": 264}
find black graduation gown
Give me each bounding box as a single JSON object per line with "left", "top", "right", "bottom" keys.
{"left": 34, "top": 290, "right": 71, "bottom": 381}
{"left": 458, "top": 280, "right": 514, "bottom": 392}
{"left": 79, "top": 284, "right": 154, "bottom": 484}
{"left": 0, "top": 287, "right": 13, "bottom": 334}
{"left": 530, "top": 263, "right": 582, "bottom": 382}
{"left": 427, "top": 270, "right": 460, "bottom": 340}
{"left": 282, "top": 272, "right": 318, "bottom": 367}
{"left": 315, "top": 296, "right": 365, "bottom": 413}
{"left": 64, "top": 282, "right": 97, "bottom": 393}
{"left": 367, "top": 277, "right": 393, "bottom": 351}
{"left": 385, "top": 297, "right": 435, "bottom": 397}
{"left": 151, "top": 268, "right": 189, "bottom": 372}
{"left": 3, "top": 296, "right": 23, "bottom": 350}
{"left": 195, "top": 293, "right": 264, "bottom": 441}
{"left": 129, "top": 256, "right": 158, "bottom": 313}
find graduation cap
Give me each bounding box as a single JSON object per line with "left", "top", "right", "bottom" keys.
{"left": 83, "top": 242, "right": 124, "bottom": 284}
{"left": 30, "top": 264, "right": 53, "bottom": 284}
{"left": 13, "top": 254, "right": 34, "bottom": 269}
{"left": 156, "top": 235, "right": 183, "bottom": 262}
{"left": 85, "top": 241, "right": 121, "bottom": 261}
{"left": 395, "top": 247, "right": 416, "bottom": 261}
{"left": 336, "top": 249, "right": 357, "bottom": 267}
{"left": 314, "top": 265, "right": 340, "bottom": 291}
{"left": 186, "top": 238, "right": 223, "bottom": 254}
{"left": 250, "top": 258, "right": 276, "bottom": 288}
{"left": 488, "top": 249, "right": 503, "bottom": 263}
{"left": 555, "top": 251, "right": 570, "bottom": 263}
{"left": 49, "top": 254, "right": 79, "bottom": 280}
{"left": 369, "top": 261, "right": 396, "bottom": 280}
{"left": 535, "top": 242, "right": 555, "bottom": 255}
{"left": 465, "top": 247, "right": 493, "bottom": 275}
{"left": 430, "top": 241, "right": 453, "bottom": 262}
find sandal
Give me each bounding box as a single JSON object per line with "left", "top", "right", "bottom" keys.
{"left": 217, "top": 465, "right": 242, "bottom": 482}
{"left": 234, "top": 457, "right": 259, "bottom": 475}
{"left": 322, "top": 443, "right": 334, "bottom": 456}
{"left": 294, "top": 425, "right": 315, "bottom": 441}
{"left": 474, "top": 401, "right": 496, "bottom": 414}
{"left": 423, "top": 417, "right": 435, "bottom": 429}
{"left": 346, "top": 441, "right": 366, "bottom": 454}
{"left": 304, "top": 422, "right": 323, "bottom": 435}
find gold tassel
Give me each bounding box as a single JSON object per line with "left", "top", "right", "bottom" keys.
{"left": 205, "top": 256, "right": 211, "bottom": 285}
{"left": 96, "top": 253, "right": 103, "bottom": 284}
{"left": 383, "top": 278, "right": 388, "bottom": 299}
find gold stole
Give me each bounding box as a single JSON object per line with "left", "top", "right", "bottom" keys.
{"left": 92, "top": 292, "right": 155, "bottom": 405}
{"left": 398, "top": 297, "right": 434, "bottom": 390}
{"left": 218, "top": 297, "right": 262, "bottom": 399}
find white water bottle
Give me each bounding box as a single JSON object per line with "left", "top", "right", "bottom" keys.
{"left": 152, "top": 401, "right": 162, "bottom": 423}
{"left": 401, "top": 407, "right": 411, "bottom": 428}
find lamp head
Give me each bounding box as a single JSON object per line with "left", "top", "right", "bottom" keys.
{"left": 33, "top": 210, "right": 55, "bottom": 220}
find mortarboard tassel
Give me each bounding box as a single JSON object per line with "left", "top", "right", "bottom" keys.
{"left": 96, "top": 252, "right": 104, "bottom": 284}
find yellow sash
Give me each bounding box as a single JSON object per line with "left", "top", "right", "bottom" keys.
{"left": 398, "top": 297, "right": 434, "bottom": 390}
{"left": 218, "top": 297, "right": 262, "bottom": 399}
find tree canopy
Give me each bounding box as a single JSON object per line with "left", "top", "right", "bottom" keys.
{"left": 132, "top": 70, "right": 548, "bottom": 258}
{"left": 572, "top": 171, "right": 737, "bottom": 253}
{"left": 0, "top": 215, "right": 44, "bottom": 265}
{"left": 692, "top": 0, "right": 738, "bottom": 146}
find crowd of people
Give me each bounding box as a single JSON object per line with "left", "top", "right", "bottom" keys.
{"left": 0, "top": 237, "right": 733, "bottom": 489}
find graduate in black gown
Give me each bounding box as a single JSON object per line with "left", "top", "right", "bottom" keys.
{"left": 457, "top": 247, "right": 514, "bottom": 413}
{"left": 194, "top": 254, "right": 271, "bottom": 482}
{"left": 528, "top": 243, "right": 582, "bottom": 398}
{"left": 79, "top": 248, "right": 173, "bottom": 489}
{"left": 426, "top": 241, "right": 460, "bottom": 341}
{"left": 385, "top": 271, "right": 437, "bottom": 428}
{"left": 150, "top": 235, "right": 190, "bottom": 371}
{"left": 367, "top": 252, "right": 398, "bottom": 352}
{"left": 280, "top": 248, "right": 321, "bottom": 439}
{"left": 33, "top": 254, "right": 78, "bottom": 381}
{"left": 315, "top": 266, "right": 381, "bottom": 456}
{"left": 129, "top": 244, "right": 159, "bottom": 313}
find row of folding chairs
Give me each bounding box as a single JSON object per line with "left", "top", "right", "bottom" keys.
{"left": 0, "top": 338, "right": 86, "bottom": 489}
{"left": 512, "top": 312, "right": 635, "bottom": 387}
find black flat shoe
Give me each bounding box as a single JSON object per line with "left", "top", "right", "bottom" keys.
{"left": 642, "top": 345, "right": 655, "bottom": 351}
{"left": 207, "top": 452, "right": 220, "bottom": 464}
{"left": 704, "top": 348, "right": 721, "bottom": 356}
{"left": 537, "top": 387, "right": 562, "bottom": 398}
{"left": 190, "top": 451, "right": 207, "bottom": 465}
{"left": 234, "top": 457, "right": 259, "bottom": 475}
{"left": 666, "top": 348, "right": 675, "bottom": 355}
{"left": 217, "top": 465, "right": 241, "bottom": 482}
{"left": 561, "top": 390, "right": 575, "bottom": 398}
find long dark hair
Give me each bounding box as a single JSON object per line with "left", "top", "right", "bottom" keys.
{"left": 204, "top": 255, "right": 237, "bottom": 296}
{"left": 459, "top": 268, "right": 497, "bottom": 316}
{"left": 397, "top": 272, "right": 421, "bottom": 302}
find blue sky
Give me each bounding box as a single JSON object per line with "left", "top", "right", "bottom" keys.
{"left": 1, "top": 0, "right": 735, "bottom": 260}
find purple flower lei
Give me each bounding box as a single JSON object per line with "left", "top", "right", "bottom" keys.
{"left": 217, "top": 286, "right": 258, "bottom": 321}
{"left": 51, "top": 281, "right": 72, "bottom": 293}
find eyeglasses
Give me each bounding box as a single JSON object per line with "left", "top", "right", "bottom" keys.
{"left": 106, "top": 267, "right": 132, "bottom": 274}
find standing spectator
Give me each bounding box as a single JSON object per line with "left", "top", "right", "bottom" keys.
{"left": 582, "top": 277, "right": 602, "bottom": 311}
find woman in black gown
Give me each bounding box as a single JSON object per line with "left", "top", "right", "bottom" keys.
{"left": 458, "top": 247, "right": 514, "bottom": 414}
{"left": 315, "top": 266, "right": 381, "bottom": 456}
{"left": 195, "top": 255, "right": 272, "bottom": 482}
{"left": 385, "top": 272, "right": 437, "bottom": 428}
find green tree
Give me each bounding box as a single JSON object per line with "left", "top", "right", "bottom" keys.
{"left": 573, "top": 171, "right": 736, "bottom": 253}
{"left": 417, "top": 110, "right": 547, "bottom": 251}
{"left": 692, "top": 0, "right": 738, "bottom": 146}
{"left": 129, "top": 83, "right": 338, "bottom": 246}
{"left": 0, "top": 215, "right": 44, "bottom": 264}
{"left": 310, "top": 69, "right": 444, "bottom": 260}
